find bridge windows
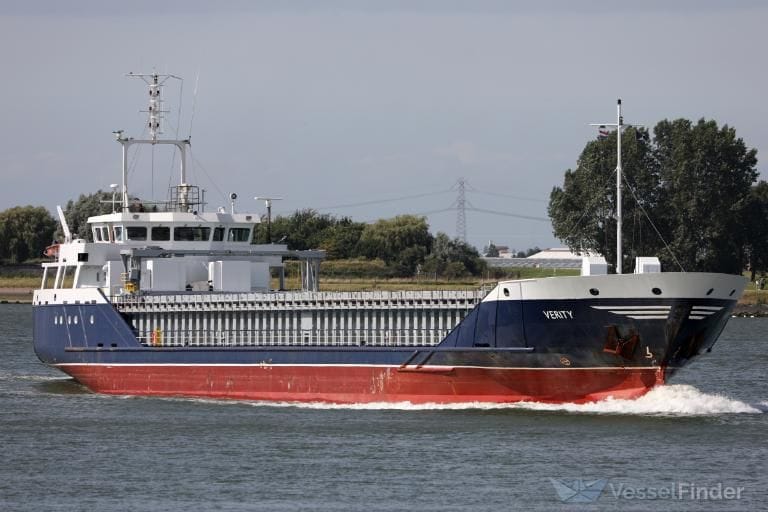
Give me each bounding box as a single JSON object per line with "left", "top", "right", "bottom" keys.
{"left": 228, "top": 228, "right": 250, "bottom": 242}
{"left": 174, "top": 227, "right": 211, "bottom": 241}
{"left": 126, "top": 226, "right": 147, "bottom": 241}
{"left": 213, "top": 227, "right": 225, "bottom": 242}
{"left": 151, "top": 226, "right": 170, "bottom": 241}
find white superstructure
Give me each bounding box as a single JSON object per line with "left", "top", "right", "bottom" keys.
{"left": 40, "top": 72, "right": 322, "bottom": 296}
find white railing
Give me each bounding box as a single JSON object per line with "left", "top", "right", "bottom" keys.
{"left": 139, "top": 328, "right": 451, "bottom": 348}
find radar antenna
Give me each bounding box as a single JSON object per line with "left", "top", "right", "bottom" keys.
{"left": 114, "top": 72, "right": 196, "bottom": 212}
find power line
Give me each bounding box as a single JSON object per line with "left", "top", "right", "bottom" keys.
{"left": 466, "top": 206, "right": 549, "bottom": 222}
{"left": 315, "top": 190, "right": 451, "bottom": 210}
{"left": 469, "top": 189, "right": 548, "bottom": 203}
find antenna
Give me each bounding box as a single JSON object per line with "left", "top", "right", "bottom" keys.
{"left": 109, "top": 184, "right": 119, "bottom": 213}
{"left": 188, "top": 69, "right": 200, "bottom": 139}
{"left": 118, "top": 72, "right": 190, "bottom": 211}
{"left": 255, "top": 196, "right": 283, "bottom": 244}
{"left": 589, "top": 99, "right": 640, "bottom": 274}
{"left": 127, "top": 71, "right": 180, "bottom": 141}
{"left": 230, "top": 192, "right": 238, "bottom": 214}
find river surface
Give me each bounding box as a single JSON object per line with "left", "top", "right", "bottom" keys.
{"left": 1, "top": 304, "right": 766, "bottom": 511}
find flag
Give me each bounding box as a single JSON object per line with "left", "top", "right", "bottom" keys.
{"left": 598, "top": 125, "right": 610, "bottom": 139}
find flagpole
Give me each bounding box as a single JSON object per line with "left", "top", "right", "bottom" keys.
{"left": 590, "top": 99, "right": 636, "bottom": 274}
{"left": 616, "top": 99, "right": 623, "bottom": 274}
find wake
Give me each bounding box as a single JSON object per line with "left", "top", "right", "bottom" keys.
{"left": 181, "top": 384, "right": 763, "bottom": 416}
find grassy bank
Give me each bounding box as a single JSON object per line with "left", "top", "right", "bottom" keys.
{"left": 0, "top": 263, "right": 579, "bottom": 303}
{"left": 6, "top": 263, "right": 759, "bottom": 305}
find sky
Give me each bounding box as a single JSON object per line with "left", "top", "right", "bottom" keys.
{"left": 1, "top": 0, "right": 766, "bottom": 252}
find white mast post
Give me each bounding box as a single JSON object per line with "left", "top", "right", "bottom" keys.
{"left": 616, "top": 99, "right": 623, "bottom": 274}
{"left": 590, "top": 98, "right": 636, "bottom": 274}
{"left": 255, "top": 197, "right": 283, "bottom": 243}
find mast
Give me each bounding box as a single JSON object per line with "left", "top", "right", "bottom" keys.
{"left": 590, "top": 99, "right": 633, "bottom": 274}
{"left": 114, "top": 72, "right": 190, "bottom": 211}
{"left": 616, "top": 99, "right": 623, "bottom": 274}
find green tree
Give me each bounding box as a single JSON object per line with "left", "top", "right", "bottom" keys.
{"left": 549, "top": 127, "right": 659, "bottom": 273}
{"left": 422, "top": 232, "right": 487, "bottom": 277}
{"left": 60, "top": 190, "right": 113, "bottom": 241}
{"left": 549, "top": 120, "right": 757, "bottom": 274}
{"left": 0, "top": 206, "right": 57, "bottom": 263}
{"left": 253, "top": 210, "right": 365, "bottom": 259}
{"left": 483, "top": 242, "right": 500, "bottom": 257}
{"left": 319, "top": 218, "right": 365, "bottom": 259}
{"left": 514, "top": 246, "right": 542, "bottom": 258}
{"left": 743, "top": 181, "right": 768, "bottom": 281}
{"left": 254, "top": 209, "right": 335, "bottom": 249}
{"left": 653, "top": 119, "right": 757, "bottom": 274}
{"left": 357, "top": 215, "right": 433, "bottom": 275}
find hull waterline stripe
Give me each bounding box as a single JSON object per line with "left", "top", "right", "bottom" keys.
{"left": 55, "top": 362, "right": 662, "bottom": 371}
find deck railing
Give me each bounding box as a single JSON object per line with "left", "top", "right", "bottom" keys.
{"left": 139, "top": 328, "right": 451, "bottom": 348}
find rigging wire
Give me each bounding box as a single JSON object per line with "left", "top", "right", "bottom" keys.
{"left": 164, "top": 77, "right": 185, "bottom": 201}
{"left": 622, "top": 173, "right": 685, "bottom": 272}
{"left": 189, "top": 149, "right": 228, "bottom": 205}
{"left": 126, "top": 125, "right": 148, "bottom": 189}
{"left": 188, "top": 69, "right": 200, "bottom": 140}
{"left": 558, "top": 166, "right": 617, "bottom": 246}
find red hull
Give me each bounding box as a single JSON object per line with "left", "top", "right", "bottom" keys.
{"left": 59, "top": 364, "right": 666, "bottom": 404}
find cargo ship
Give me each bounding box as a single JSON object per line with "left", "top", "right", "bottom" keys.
{"left": 31, "top": 75, "right": 747, "bottom": 403}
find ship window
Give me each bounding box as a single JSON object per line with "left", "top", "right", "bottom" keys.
{"left": 589, "top": 288, "right": 600, "bottom": 296}
{"left": 113, "top": 226, "right": 124, "bottom": 241}
{"left": 228, "top": 228, "right": 251, "bottom": 242}
{"left": 90, "top": 315, "right": 95, "bottom": 324}
{"left": 652, "top": 287, "right": 662, "bottom": 295}
{"left": 151, "top": 227, "right": 170, "bottom": 241}
{"left": 93, "top": 228, "right": 102, "bottom": 242}
{"left": 73, "top": 316, "right": 78, "bottom": 325}
{"left": 213, "top": 227, "right": 225, "bottom": 241}
{"left": 174, "top": 226, "right": 211, "bottom": 241}
{"left": 126, "top": 226, "right": 147, "bottom": 241}
{"left": 101, "top": 227, "right": 110, "bottom": 241}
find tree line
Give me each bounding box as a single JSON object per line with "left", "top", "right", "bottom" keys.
{"left": 0, "top": 194, "right": 486, "bottom": 277}
{"left": 254, "top": 211, "right": 486, "bottom": 277}
{"left": 548, "top": 117, "right": 767, "bottom": 277}
{"left": 4, "top": 115, "right": 765, "bottom": 278}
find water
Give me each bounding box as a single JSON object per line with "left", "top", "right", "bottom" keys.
{"left": 1, "top": 303, "right": 766, "bottom": 511}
